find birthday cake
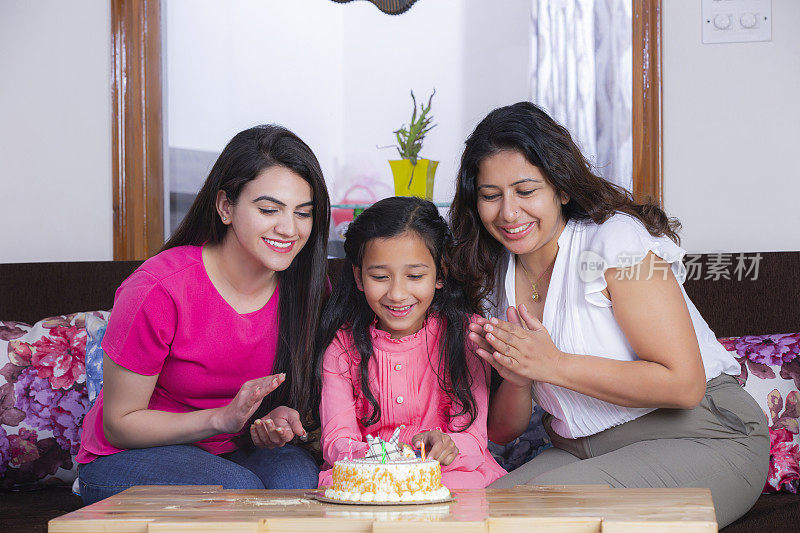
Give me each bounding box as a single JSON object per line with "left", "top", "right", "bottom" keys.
{"left": 323, "top": 428, "right": 451, "bottom": 503}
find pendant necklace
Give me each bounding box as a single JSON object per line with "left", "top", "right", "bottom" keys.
{"left": 518, "top": 255, "right": 556, "bottom": 303}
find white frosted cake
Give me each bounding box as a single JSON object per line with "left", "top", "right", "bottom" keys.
{"left": 324, "top": 457, "right": 450, "bottom": 503}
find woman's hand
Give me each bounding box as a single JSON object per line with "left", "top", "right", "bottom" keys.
{"left": 469, "top": 305, "right": 562, "bottom": 385}
{"left": 250, "top": 405, "right": 307, "bottom": 448}
{"left": 411, "top": 430, "right": 459, "bottom": 466}
{"left": 468, "top": 315, "right": 530, "bottom": 386}
{"left": 210, "top": 373, "right": 285, "bottom": 435}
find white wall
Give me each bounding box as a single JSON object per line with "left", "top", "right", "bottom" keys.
{"left": 5, "top": 1, "right": 797, "bottom": 263}
{"left": 167, "top": 0, "right": 345, "bottom": 193}
{"left": 0, "top": 0, "right": 530, "bottom": 263}
{"left": 0, "top": 0, "right": 112, "bottom": 262}
{"left": 663, "top": 0, "right": 800, "bottom": 253}
{"left": 167, "top": 0, "right": 531, "bottom": 203}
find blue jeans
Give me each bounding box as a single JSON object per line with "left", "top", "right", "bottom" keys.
{"left": 78, "top": 444, "right": 319, "bottom": 505}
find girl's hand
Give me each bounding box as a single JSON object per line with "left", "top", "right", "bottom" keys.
{"left": 250, "top": 405, "right": 307, "bottom": 448}
{"left": 210, "top": 374, "right": 285, "bottom": 435}
{"left": 478, "top": 304, "right": 563, "bottom": 384}
{"left": 411, "top": 430, "right": 459, "bottom": 466}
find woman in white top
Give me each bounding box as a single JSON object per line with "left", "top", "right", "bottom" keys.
{"left": 449, "top": 102, "right": 768, "bottom": 528}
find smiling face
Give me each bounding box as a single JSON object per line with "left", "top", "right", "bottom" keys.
{"left": 217, "top": 166, "right": 314, "bottom": 273}
{"left": 476, "top": 149, "right": 568, "bottom": 258}
{"left": 354, "top": 231, "right": 443, "bottom": 339}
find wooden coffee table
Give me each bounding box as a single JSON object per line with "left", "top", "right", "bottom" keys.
{"left": 48, "top": 485, "right": 717, "bottom": 532}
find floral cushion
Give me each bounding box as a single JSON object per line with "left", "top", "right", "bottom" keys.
{"left": 85, "top": 314, "right": 107, "bottom": 406}
{"left": 719, "top": 333, "right": 800, "bottom": 494}
{"left": 0, "top": 312, "right": 108, "bottom": 489}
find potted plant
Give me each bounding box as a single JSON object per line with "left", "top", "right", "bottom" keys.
{"left": 389, "top": 89, "right": 437, "bottom": 200}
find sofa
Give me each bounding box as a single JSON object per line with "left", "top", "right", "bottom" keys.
{"left": 1, "top": 253, "right": 799, "bottom": 532}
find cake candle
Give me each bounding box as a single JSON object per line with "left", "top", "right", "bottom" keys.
{"left": 420, "top": 442, "right": 426, "bottom": 461}
{"left": 380, "top": 441, "right": 387, "bottom": 463}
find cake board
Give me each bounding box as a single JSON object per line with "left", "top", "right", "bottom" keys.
{"left": 311, "top": 490, "right": 454, "bottom": 506}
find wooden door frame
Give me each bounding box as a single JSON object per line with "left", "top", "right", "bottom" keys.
{"left": 111, "top": 0, "right": 164, "bottom": 260}
{"left": 111, "top": 0, "right": 662, "bottom": 259}
{"left": 632, "top": 0, "right": 662, "bottom": 205}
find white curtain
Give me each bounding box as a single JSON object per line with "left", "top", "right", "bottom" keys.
{"left": 529, "top": 0, "right": 632, "bottom": 191}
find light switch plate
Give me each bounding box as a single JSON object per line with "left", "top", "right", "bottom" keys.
{"left": 702, "top": 0, "right": 772, "bottom": 44}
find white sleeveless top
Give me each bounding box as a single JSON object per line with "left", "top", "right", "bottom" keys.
{"left": 485, "top": 213, "right": 740, "bottom": 439}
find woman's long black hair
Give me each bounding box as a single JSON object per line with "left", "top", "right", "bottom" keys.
{"left": 449, "top": 101, "right": 681, "bottom": 312}
{"left": 316, "top": 196, "right": 478, "bottom": 431}
{"left": 164, "top": 124, "right": 330, "bottom": 422}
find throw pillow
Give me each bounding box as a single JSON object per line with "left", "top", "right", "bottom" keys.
{"left": 0, "top": 311, "right": 109, "bottom": 489}
{"left": 719, "top": 333, "right": 800, "bottom": 494}
{"left": 84, "top": 313, "right": 108, "bottom": 406}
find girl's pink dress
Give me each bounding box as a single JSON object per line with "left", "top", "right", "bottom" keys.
{"left": 319, "top": 316, "right": 506, "bottom": 489}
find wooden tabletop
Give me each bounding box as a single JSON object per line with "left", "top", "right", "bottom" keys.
{"left": 48, "top": 485, "right": 717, "bottom": 532}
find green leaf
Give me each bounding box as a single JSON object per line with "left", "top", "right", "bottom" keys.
{"left": 391, "top": 89, "right": 436, "bottom": 162}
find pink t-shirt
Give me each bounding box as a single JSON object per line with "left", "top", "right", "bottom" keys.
{"left": 76, "top": 245, "right": 279, "bottom": 463}
{"left": 318, "top": 315, "right": 506, "bottom": 489}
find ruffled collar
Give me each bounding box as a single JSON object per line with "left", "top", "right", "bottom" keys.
{"left": 368, "top": 314, "right": 441, "bottom": 350}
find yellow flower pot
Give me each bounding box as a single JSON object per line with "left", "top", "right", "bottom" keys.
{"left": 389, "top": 159, "right": 438, "bottom": 200}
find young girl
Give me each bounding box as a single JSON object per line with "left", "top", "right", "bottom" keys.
{"left": 316, "top": 196, "right": 506, "bottom": 489}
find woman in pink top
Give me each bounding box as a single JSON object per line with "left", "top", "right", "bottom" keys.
{"left": 316, "top": 197, "right": 506, "bottom": 489}
{"left": 76, "top": 125, "right": 330, "bottom": 504}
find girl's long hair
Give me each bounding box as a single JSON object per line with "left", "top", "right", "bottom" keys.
{"left": 164, "top": 124, "right": 330, "bottom": 421}
{"left": 316, "top": 197, "right": 478, "bottom": 430}
{"left": 449, "top": 101, "right": 681, "bottom": 312}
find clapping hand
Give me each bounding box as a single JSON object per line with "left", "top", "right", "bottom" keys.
{"left": 211, "top": 373, "right": 285, "bottom": 435}
{"left": 251, "top": 406, "right": 307, "bottom": 448}
{"left": 467, "top": 304, "right": 562, "bottom": 385}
